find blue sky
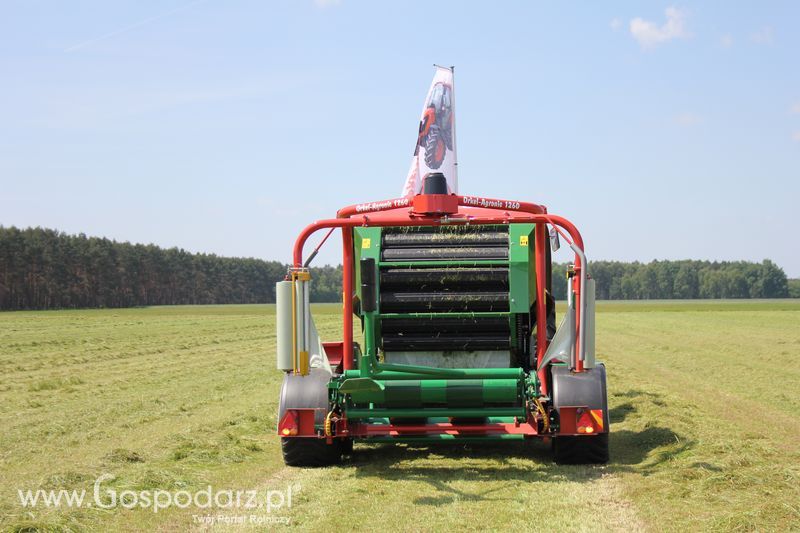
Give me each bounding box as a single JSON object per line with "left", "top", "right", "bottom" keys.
{"left": 2, "top": 1, "right": 799, "bottom": 275}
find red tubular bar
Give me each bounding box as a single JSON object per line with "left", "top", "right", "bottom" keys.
{"left": 347, "top": 422, "right": 538, "bottom": 437}
{"left": 341, "top": 228, "right": 354, "bottom": 370}
{"left": 335, "top": 195, "right": 547, "bottom": 218}
{"left": 336, "top": 197, "right": 411, "bottom": 218}
{"left": 534, "top": 222, "right": 548, "bottom": 392}
{"left": 545, "top": 222, "right": 585, "bottom": 373}
{"left": 573, "top": 272, "right": 583, "bottom": 373}
{"left": 297, "top": 197, "right": 586, "bottom": 373}
{"left": 457, "top": 195, "right": 546, "bottom": 214}
{"left": 293, "top": 215, "right": 582, "bottom": 267}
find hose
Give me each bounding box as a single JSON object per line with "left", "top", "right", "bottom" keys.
{"left": 324, "top": 410, "right": 334, "bottom": 437}
{"left": 532, "top": 397, "right": 550, "bottom": 433}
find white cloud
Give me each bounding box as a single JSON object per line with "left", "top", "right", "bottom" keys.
{"left": 674, "top": 112, "right": 703, "bottom": 127}
{"left": 750, "top": 26, "right": 774, "bottom": 45}
{"left": 793, "top": 131, "right": 800, "bottom": 143}
{"left": 789, "top": 102, "right": 800, "bottom": 114}
{"left": 313, "top": 0, "right": 341, "bottom": 7}
{"left": 629, "top": 6, "right": 688, "bottom": 48}
{"left": 610, "top": 18, "right": 622, "bottom": 31}
{"left": 720, "top": 34, "right": 733, "bottom": 48}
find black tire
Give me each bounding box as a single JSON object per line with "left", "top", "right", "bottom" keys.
{"left": 424, "top": 125, "right": 446, "bottom": 169}
{"left": 278, "top": 369, "right": 339, "bottom": 467}
{"left": 553, "top": 433, "right": 609, "bottom": 464}
{"left": 281, "top": 437, "right": 342, "bottom": 467}
{"left": 551, "top": 365, "right": 610, "bottom": 464}
{"left": 341, "top": 438, "right": 354, "bottom": 456}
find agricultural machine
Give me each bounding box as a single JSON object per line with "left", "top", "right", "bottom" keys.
{"left": 275, "top": 172, "right": 609, "bottom": 466}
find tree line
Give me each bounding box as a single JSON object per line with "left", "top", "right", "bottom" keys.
{"left": 551, "top": 259, "right": 790, "bottom": 300}
{"left": 0, "top": 226, "right": 793, "bottom": 310}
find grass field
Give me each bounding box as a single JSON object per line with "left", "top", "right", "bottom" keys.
{"left": 1, "top": 301, "right": 799, "bottom": 531}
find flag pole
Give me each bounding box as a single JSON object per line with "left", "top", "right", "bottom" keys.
{"left": 433, "top": 64, "right": 458, "bottom": 194}
{"left": 449, "top": 65, "right": 457, "bottom": 194}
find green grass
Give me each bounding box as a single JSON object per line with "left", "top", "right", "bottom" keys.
{"left": 0, "top": 301, "right": 798, "bottom": 531}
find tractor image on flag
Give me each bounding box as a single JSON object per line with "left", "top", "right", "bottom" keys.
{"left": 416, "top": 81, "right": 454, "bottom": 170}
{"left": 275, "top": 66, "right": 609, "bottom": 466}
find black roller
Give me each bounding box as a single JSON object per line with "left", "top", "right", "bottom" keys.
{"left": 382, "top": 246, "right": 508, "bottom": 261}
{"left": 382, "top": 334, "right": 510, "bottom": 351}
{"left": 380, "top": 267, "right": 508, "bottom": 290}
{"left": 370, "top": 225, "right": 513, "bottom": 350}
{"left": 381, "top": 226, "right": 509, "bottom": 262}
{"left": 382, "top": 225, "right": 508, "bottom": 236}
{"left": 380, "top": 291, "right": 509, "bottom": 312}
{"left": 383, "top": 231, "right": 508, "bottom": 247}
{"left": 381, "top": 317, "right": 510, "bottom": 334}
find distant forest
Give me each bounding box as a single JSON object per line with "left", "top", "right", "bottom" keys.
{"left": 550, "top": 261, "right": 792, "bottom": 300}
{"left": 0, "top": 226, "right": 795, "bottom": 310}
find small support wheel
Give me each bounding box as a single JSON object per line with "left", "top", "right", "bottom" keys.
{"left": 553, "top": 433, "right": 609, "bottom": 464}
{"left": 551, "top": 364, "right": 610, "bottom": 465}
{"left": 278, "top": 369, "right": 339, "bottom": 467}
{"left": 281, "top": 438, "right": 342, "bottom": 467}
{"left": 341, "top": 437, "right": 354, "bottom": 456}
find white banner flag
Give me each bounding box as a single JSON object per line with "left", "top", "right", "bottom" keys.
{"left": 402, "top": 66, "right": 458, "bottom": 197}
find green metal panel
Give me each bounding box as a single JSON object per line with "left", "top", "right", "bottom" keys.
{"left": 508, "top": 223, "right": 535, "bottom": 314}
{"left": 354, "top": 227, "right": 382, "bottom": 377}
{"left": 339, "top": 223, "right": 545, "bottom": 420}
{"left": 353, "top": 227, "right": 382, "bottom": 307}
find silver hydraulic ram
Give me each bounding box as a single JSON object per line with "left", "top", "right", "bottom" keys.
{"left": 569, "top": 242, "right": 596, "bottom": 368}
{"left": 276, "top": 280, "right": 293, "bottom": 371}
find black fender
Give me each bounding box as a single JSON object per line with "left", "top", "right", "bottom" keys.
{"left": 277, "top": 368, "right": 332, "bottom": 427}
{"left": 551, "top": 363, "right": 609, "bottom": 431}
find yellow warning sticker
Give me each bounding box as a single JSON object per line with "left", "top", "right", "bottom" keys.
{"left": 362, "top": 238, "right": 371, "bottom": 249}
{"left": 520, "top": 235, "right": 529, "bottom": 246}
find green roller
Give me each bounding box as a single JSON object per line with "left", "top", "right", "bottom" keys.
{"left": 342, "top": 368, "right": 524, "bottom": 380}
{"left": 344, "top": 378, "right": 521, "bottom": 408}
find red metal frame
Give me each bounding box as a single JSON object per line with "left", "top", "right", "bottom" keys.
{"left": 554, "top": 406, "right": 605, "bottom": 435}
{"left": 321, "top": 341, "right": 345, "bottom": 374}
{"left": 346, "top": 420, "right": 539, "bottom": 437}
{"left": 288, "top": 193, "right": 591, "bottom": 440}
{"left": 278, "top": 408, "right": 319, "bottom": 437}
{"left": 294, "top": 193, "right": 586, "bottom": 374}
{"left": 340, "top": 228, "right": 354, "bottom": 372}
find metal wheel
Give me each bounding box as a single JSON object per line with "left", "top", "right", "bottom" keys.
{"left": 278, "top": 369, "right": 341, "bottom": 467}
{"left": 551, "top": 364, "right": 610, "bottom": 464}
